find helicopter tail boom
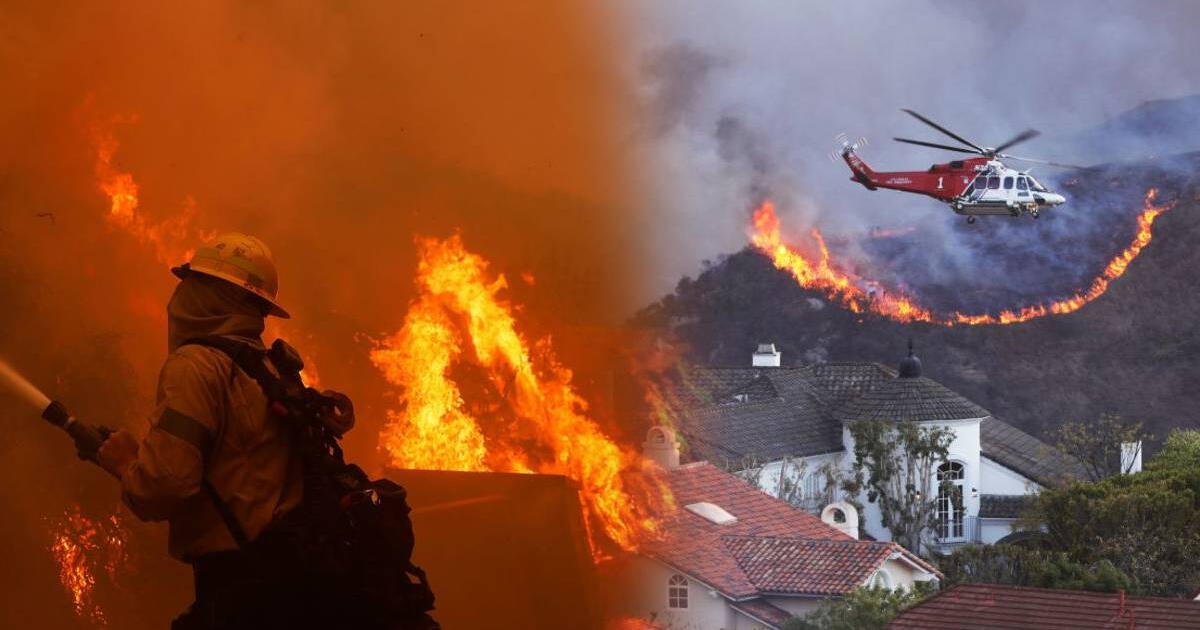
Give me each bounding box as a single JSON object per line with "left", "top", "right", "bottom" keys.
{"left": 842, "top": 145, "right": 878, "bottom": 191}
{"left": 842, "top": 145, "right": 979, "bottom": 201}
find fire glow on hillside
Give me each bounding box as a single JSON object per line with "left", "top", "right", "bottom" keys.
{"left": 750, "top": 189, "right": 1176, "bottom": 326}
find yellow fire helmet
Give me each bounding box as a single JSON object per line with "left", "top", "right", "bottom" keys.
{"left": 171, "top": 232, "right": 290, "bottom": 318}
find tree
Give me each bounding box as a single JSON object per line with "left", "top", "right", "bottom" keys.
{"left": 783, "top": 585, "right": 932, "bottom": 630}
{"left": 842, "top": 419, "right": 955, "bottom": 553}
{"left": 1051, "top": 413, "right": 1149, "bottom": 481}
{"left": 935, "top": 544, "right": 1133, "bottom": 593}
{"left": 1148, "top": 429, "right": 1200, "bottom": 471}
{"left": 1031, "top": 429, "right": 1200, "bottom": 596}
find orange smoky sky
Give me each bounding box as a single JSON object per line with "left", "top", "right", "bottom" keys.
{"left": 0, "top": 2, "right": 647, "bottom": 628}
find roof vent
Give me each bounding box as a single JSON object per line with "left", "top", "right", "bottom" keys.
{"left": 685, "top": 502, "right": 738, "bottom": 525}
{"left": 752, "top": 343, "right": 781, "bottom": 367}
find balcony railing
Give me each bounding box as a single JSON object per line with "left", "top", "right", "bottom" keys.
{"left": 935, "top": 516, "right": 982, "bottom": 545}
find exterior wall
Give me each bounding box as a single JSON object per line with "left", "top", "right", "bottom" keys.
{"left": 979, "top": 518, "right": 1019, "bottom": 544}
{"left": 876, "top": 556, "right": 926, "bottom": 588}
{"left": 980, "top": 456, "right": 1040, "bottom": 495}
{"left": 618, "top": 556, "right": 736, "bottom": 630}
{"left": 757, "top": 452, "right": 842, "bottom": 513}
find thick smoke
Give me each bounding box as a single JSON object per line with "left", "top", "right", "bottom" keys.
{"left": 0, "top": 3, "right": 639, "bottom": 628}
{"left": 625, "top": 0, "right": 1200, "bottom": 305}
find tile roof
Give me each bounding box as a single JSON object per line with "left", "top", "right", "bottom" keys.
{"left": 723, "top": 535, "right": 898, "bottom": 595}
{"left": 730, "top": 598, "right": 794, "bottom": 629}
{"left": 831, "top": 376, "right": 991, "bottom": 423}
{"left": 888, "top": 583, "right": 1200, "bottom": 630}
{"left": 803, "top": 362, "right": 896, "bottom": 406}
{"left": 662, "top": 360, "right": 1081, "bottom": 490}
{"left": 683, "top": 396, "right": 842, "bottom": 463}
{"left": 646, "top": 462, "right": 937, "bottom": 600}
{"left": 981, "top": 419, "right": 1086, "bottom": 487}
{"left": 978, "top": 494, "right": 1035, "bottom": 519}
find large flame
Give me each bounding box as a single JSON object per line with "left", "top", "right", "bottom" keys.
{"left": 371, "top": 235, "right": 664, "bottom": 557}
{"left": 750, "top": 189, "right": 1176, "bottom": 326}
{"left": 47, "top": 507, "right": 131, "bottom": 626}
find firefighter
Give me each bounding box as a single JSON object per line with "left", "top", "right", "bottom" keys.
{"left": 95, "top": 233, "right": 358, "bottom": 629}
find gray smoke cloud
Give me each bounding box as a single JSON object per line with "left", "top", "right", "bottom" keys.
{"left": 625, "top": 0, "right": 1200, "bottom": 306}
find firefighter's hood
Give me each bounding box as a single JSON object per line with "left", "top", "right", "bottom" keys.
{"left": 167, "top": 274, "right": 266, "bottom": 352}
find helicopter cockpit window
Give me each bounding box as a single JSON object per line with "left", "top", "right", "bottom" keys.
{"left": 1003, "top": 177, "right": 1014, "bottom": 189}
{"left": 987, "top": 176, "right": 1000, "bottom": 189}
{"left": 1017, "top": 177, "right": 1028, "bottom": 191}
{"left": 1027, "top": 176, "right": 1046, "bottom": 191}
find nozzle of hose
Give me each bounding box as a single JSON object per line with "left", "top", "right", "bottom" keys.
{"left": 42, "top": 400, "right": 71, "bottom": 427}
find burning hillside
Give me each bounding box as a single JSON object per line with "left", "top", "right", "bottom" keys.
{"left": 750, "top": 189, "right": 1177, "bottom": 326}
{"left": 637, "top": 152, "right": 1200, "bottom": 450}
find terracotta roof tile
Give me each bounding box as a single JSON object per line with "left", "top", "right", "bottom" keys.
{"left": 647, "top": 462, "right": 936, "bottom": 599}
{"left": 888, "top": 583, "right": 1200, "bottom": 630}
{"left": 724, "top": 535, "right": 896, "bottom": 595}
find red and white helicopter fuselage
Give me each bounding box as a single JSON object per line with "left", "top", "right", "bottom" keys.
{"left": 843, "top": 145, "right": 1065, "bottom": 221}
{"left": 839, "top": 110, "right": 1072, "bottom": 223}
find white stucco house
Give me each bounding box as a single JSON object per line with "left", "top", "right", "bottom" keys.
{"left": 659, "top": 343, "right": 1098, "bottom": 552}
{"left": 609, "top": 446, "right": 940, "bottom": 630}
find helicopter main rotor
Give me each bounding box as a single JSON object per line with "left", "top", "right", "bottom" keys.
{"left": 893, "top": 109, "right": 1081, "bottom": 168}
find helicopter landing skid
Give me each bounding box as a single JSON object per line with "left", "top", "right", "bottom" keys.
{"left": 952, "top": 200, "right": 1041, "bottom": 223}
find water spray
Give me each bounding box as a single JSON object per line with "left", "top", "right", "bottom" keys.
{"left": 0, "top": 358, "right": 112, "bottom": 462}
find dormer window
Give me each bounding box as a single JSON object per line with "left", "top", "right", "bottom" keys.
{"left": 667, "top": 574, "right": 689, "bottom": 609}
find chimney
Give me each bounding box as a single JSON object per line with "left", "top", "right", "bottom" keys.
{"left": 752, "top": 343, "right": 781, "bottom": 367}
{"left": 1120, "top": 441, "right": 1143, "bottom": 474}
{"left": 643, "top": 426, "right": 680, "bottom": 469}
{"left": 820, "top": 502, "right": 859, "bottom": 539}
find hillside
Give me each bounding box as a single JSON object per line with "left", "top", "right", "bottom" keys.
{"left": 635, "top": 154, "right": 1200, "bottom": 446}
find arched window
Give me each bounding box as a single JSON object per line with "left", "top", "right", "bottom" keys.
{"left": 937, "top": 461, "right": 965, "bottom": 540}
{"left": 667, "top": 574, "right": 689, "bottom": 609}
{"left": 871, "top": 569, "right": 892, "bottom": 589}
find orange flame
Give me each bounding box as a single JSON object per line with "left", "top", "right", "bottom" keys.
{"left": 91, "top": 118, "right": 212, "bottom": 265}
{"left": 371, "top": 235, "right": 665, "bottom": 558}
{"left": 48, "top": 506, "right": 131, "bottom": 626}
{"left": 750, "top": 189, "right": 1176, "bottom": 326}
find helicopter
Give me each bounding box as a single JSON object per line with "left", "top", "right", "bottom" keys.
{"left": 839, "top": 109, "right": 1078, "bottom": 224}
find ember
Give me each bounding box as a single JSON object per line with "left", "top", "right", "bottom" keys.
{"left": 47, "top": 506, "right": 131, "bottom": 626}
